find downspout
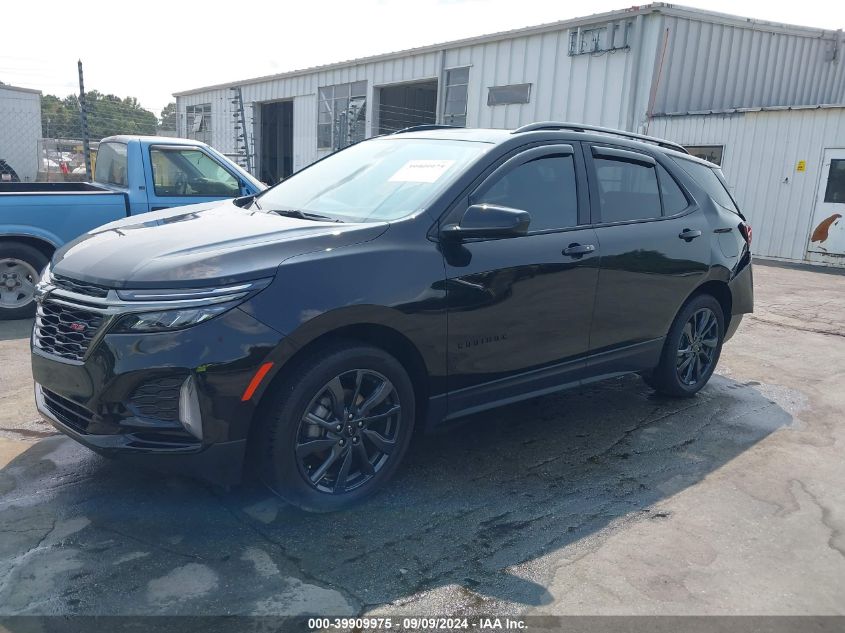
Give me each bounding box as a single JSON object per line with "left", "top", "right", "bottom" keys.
{"left": 435, "top": 49, "right": 446, "bottom": 125}
{"left": 645, "top": 25, "right": 670, "bottom": 135}
{"left": 626, "top": 14, "right": 645, "bottom": 132}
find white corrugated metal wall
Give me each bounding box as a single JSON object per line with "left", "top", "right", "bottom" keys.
{"left": 649, "top": 108, "right": 845, "bottom": 263}
{"left": 0, "top": 86, "right": 43, "bottom": 182}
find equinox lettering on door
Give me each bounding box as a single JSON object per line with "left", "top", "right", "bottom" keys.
{"left": 457, "top": 333, "right": 508, "bottom": 350}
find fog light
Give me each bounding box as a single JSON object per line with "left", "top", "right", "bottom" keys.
{"left": 178, "top": 375, "right": 203, "bottom": 440}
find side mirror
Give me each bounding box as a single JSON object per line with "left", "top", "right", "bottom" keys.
{"left": 440, "top": 204, "right": 531, "bottom": 241}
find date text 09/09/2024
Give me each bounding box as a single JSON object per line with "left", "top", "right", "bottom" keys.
{"left": 307, "top": 617, "right": 528, "bottom": 630}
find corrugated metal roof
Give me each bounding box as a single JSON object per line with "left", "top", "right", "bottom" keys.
{"left": 174, "top": 3, "right": 843, "bottom": 97}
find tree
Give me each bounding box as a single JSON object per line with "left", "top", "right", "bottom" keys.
{"left": 158, "top": 102, "right": 177, "bottom": 132}
{"left": 41, "top": 91, "right": 157, "bottom": 140}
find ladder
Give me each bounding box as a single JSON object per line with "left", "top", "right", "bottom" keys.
{"left": 230, "top": 87, "right": 254, "bottom": 174}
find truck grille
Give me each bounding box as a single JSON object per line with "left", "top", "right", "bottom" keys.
{"left": 42, "top": 388, "right": 94, "bottom": 433}
{"left": 129, "top": 376, "right": 184, "bottom": 423}
{"left": 34, "top": 300, "right": 106, "bottom": 361}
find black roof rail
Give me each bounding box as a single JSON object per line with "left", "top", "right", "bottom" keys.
{"left": 391, "top": 124, "right": 460, "bottom": 135}
{"left": 512, "top": 121, "right": 689, "bottom": 154}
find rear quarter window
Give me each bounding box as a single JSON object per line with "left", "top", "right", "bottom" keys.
{"left": 671, "top": 156, "right": 739, "bottom": 214}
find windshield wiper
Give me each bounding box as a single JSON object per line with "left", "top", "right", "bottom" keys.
{"left": 266, "top": 208, "right": 344, "bottom": 223}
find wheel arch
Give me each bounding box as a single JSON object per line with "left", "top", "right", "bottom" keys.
{"left": 0, "top": 234, "right": 57, "bottom": 262}
{"left": 689, "top": 279, "right": 733, "bottom": 328}
{"left": 247, "top": 320, "right": 433, "bottom": 457}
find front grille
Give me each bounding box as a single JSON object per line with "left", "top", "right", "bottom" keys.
{"left": 34, "top": 300, "right": 106, "bottom": 361}
{"left": 129, "top": 376, "right": 184, "bottom": 422}
{"left": 52, "top": 275, "right": 109, "bottom": 298}
{"left": 42, "top": 388, "right": 94, "bottom": 433}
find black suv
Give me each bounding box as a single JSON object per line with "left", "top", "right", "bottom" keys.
{"left": 31, "top": 123, "right": 753, "bottom": 511}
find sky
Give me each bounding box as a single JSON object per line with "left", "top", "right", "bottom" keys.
{"left": 2, "top": 0, "right": 845, "bottom": 116}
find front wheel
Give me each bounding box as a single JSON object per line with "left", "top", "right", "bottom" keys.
{"left": 643, "top": 294, "right": 725, "bottom": 397}
{"left": 258, "top": 344, "right": 415, "bottom": 512}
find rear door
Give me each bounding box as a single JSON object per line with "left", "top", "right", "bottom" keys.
{"left": 141, "top": 145, "right": 245, "bottom": 211}
{"left": 444, "top": 142, "right": 599, "bottom": 414}
{"left": 807, "top": 148, "right": 845, "bottom": 258}
{"left": 585, "top": 144, "right": 709, "bottom": 374}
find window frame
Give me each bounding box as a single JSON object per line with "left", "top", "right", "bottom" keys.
{"left": 317, "top": 81, "right": 368, "bottom": 150}
{"left": 585, "top": 142, "right": 694, "bottom": 226}
{"left": 148, "top": 145, "right": 242, "bottom": 198}
{"left": 185, "top": 103, "right": 212, "bottom": 144}
{"left": 442, "top": 66, "right": 470, "bottom": 128}
{"left": 487, "top": 83, "right": 532, "bottom": 106}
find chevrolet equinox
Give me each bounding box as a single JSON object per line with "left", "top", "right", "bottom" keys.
{"left": 31, "top": 123, "right": 753, "bottom": 511}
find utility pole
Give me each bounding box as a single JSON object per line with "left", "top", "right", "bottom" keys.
{"left": 77, "top": 60, "right": 92, "bottom": 178}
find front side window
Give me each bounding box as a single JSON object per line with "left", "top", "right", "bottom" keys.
{"left": 474, "top": 155, "right": 578, "bottom": 232}
{"left": 150, "top": 148, "right": 239, "bottom": 197}
{"left": 94, "top": 142, "right": 128, "bottom": 187}
{"left": 594, "top": 157, "right": 661, "bottom": 222}
{"left": 318, "top": 81, "right": 367, "bottom": 150}
{"left": 443, "top": 67, "right": 469, "bottom": 127}
{"left": 256, "top": 138, "right": 488, "bottom": 223}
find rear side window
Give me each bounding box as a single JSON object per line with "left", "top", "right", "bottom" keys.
{"left": 475, "top": 154, "right": 578, "bottom": 231}
{"left": 594, "top": 158, "right": 661, "bottom": 222}
{"left": 94, "top": 143, "right": 128, "bottom": 187}
{"left": 672, "top": 157, "right": 739, "bottom": 214}
{"left": 657, "top": 164, "right": 689, "bottom": 215}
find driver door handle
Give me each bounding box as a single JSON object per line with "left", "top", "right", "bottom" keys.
{"left": 563, "top": 243, "right": 595, "bottom": 257}
{"left": 679, "top": 228, "right": 702, "bottom": 241}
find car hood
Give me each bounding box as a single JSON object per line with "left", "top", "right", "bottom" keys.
{"left": 52, "top": 199, "right": 389, "bottom": 288}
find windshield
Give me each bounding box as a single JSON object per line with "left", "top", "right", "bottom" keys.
{"left": 256, "top": 138, "right": 489, "bottom": 222}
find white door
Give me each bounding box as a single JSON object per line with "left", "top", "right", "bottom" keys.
{"left": 808, "top": 148, "right": 845, "bottom": 256}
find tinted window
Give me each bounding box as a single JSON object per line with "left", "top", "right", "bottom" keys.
{"left": 594, "top": 157, "right": 660, "bottom": 222}
{"left": 94, "top": 142, "right": 128, "bottom": 187}
{"left": 657, "top": 164, "right": 688, "bottom": 215}
{"left": 672, "top": 157, "right": 739, "bottom": 213}
{"left": 150, "top": 148, "right": 239, "bottom": 197}
{"left": 475, "top": 154, "right": 578, "bottom": 231}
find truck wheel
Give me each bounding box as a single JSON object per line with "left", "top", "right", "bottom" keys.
{"left": 258, "top": 344, "right": 415, "bottom": 512}
{"left": 0, "top": 241, "right": 48, "bottom": 320}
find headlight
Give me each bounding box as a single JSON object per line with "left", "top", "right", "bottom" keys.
{"left": 112, "top": 303, "right": 236, "bottom": 333}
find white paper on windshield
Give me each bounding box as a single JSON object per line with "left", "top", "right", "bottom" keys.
{"left": 389, "top": 160, "right": 456, "bottom": 183}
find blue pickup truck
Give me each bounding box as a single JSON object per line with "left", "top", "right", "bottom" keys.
{"left": 0, "top": 136, "right": 265, "bottom": 319}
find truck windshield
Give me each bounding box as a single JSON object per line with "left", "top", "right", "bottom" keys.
{"left": 255, "top": 138, "right": 489, "bottom": 222}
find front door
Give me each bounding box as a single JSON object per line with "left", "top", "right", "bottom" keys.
{"left": 444, "top": 143, "right": 599, "bottom": 416}
{"left": 807, "top": 148, "right": 845, "bottom": 257}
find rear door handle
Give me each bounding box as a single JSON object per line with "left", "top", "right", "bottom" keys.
{"left": 563, "top": 243, "right": 595, "bottom": 257}
{"left": 678, "top": 229, "right": 702, "bottom": 242}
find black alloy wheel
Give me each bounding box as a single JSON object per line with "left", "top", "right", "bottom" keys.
{"left": 259, "top": 344, "right": 415, "bottom": 512}
{"left": 295, "top": 369, "right": 401, "bottom": 494}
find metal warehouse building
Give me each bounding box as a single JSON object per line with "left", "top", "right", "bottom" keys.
{"left": 174, "top": 2, "right": 845, "bottom": 266}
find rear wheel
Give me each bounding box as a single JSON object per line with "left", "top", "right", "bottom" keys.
{"left": 643, "top": 294, "right": 725, "bottom": 397}
{"left": 0, "top": 241, "right": 48, "bottom": 320}
{"left": 258, "top": 344, "right": 415, "bottom": 512}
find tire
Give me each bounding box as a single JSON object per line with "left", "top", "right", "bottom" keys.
{"left": 0, "top": 241, "right": 49, "bottom": 320}
{"left": 258, "top": 343, "right": 416, "bottom": 512}
{"left": 643, "top": 294, "right": 725, "bottom": 397}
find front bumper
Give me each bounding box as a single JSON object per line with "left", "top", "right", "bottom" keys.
{"left": 31, "top": 305, "right": 286, "bottom": 486}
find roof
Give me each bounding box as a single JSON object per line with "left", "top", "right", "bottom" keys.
{"left": 101, "top": 135, "right": 210, "bottom": 146}
{"left": 0, "top": 83, "right": 41, "bottom": 95}
{"left": 174, "top": 3, "right": 842, "bottom": 97}
{"left": 380, "top": 127, "right": 512, "bottom": 143}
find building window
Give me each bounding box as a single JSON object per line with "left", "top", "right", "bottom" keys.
{"left": 318, "top": 81, "right": 367, "bottom": 150}
{"left": 443, "top": 67, "right": 469, "bottom": 127}
{"left": 823, "top": 159, "right": 845, "bottom": 203}
{"left": 568, "top": 20, "right": 633, "bottom": 55}
{"left": 684, "top": 145, "right": 724, "bottom": 166}
{"left": 185, "top": 103, "right": 211, "bottom": 145}
{"left": 487, "top": 83, "right": 531, "bottom": 106}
